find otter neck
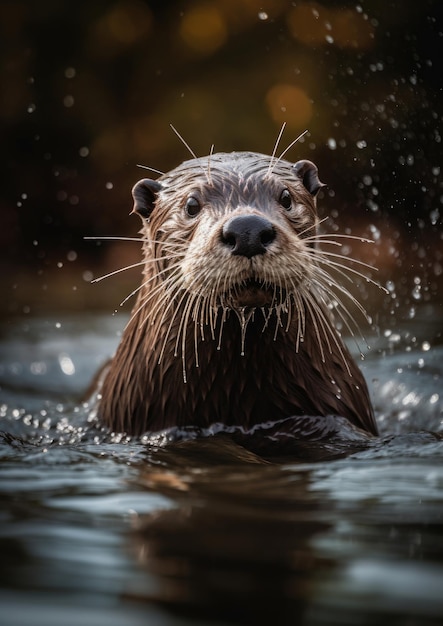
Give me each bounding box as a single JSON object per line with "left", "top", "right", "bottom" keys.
{"left": 99, "top": 289, "right": 370, "bottom": 436}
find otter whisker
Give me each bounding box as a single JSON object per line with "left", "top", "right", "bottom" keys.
{"left": 170, "top": 124, "right": 211, "bottom": 185}
{"left": 302, "top": 294, "right": 327, "bottom": 363}
{"left": 310, "top": 267, "right": 371, "bottom": 347}
{"left": 271, "top": 129, "right": 309, "bottom": 174}
{"left": 199, "top": 288, "right": 211, "bottom": 339}
{"left": 207, "top": 144, "right": 215, "bottom": 187}
{"left": 217, "top": 306, "right": 229, "bottom": 351}
{"left": 136, "top": 164, "right": 164, "bottom": 176}
{"left": 284, "top": 278, "right": 293, "bottom": 332}
{"left": 312, "top": 255, "right": 386, "bottom": 300}
{"left": 90, "top": 248, "right": 184, "bottom": 285}
{"left": 310, "top": 264, "right": 372, "bottom": 325}
{"left": 170, "top": 124, "right": 198, "bottom": 159}
{"left": 259, "top": 306, "right": 270, "bottom": 331}
{"left": 85, "top": 236, "right": 146, "bottom": 242}
{"left": 175, "top": 289, "right": 197, "bottom": 358}
{"left": 83, "top": 233, "right": 187, "bottom": 250}
{"left": 303, "top": 288, "right": 353, "bottom": 376}
{"left": 291, "top": 289, "right": 305, "bottom": 351}
{"left": 314, "top": 248, "right": 380, "bottom": 273}
{"left": 303, "top": 292, "right": 332, "bottom": 363}
{"left": 315, "top": 284, "right": 369, "bottom": 356}
{"left": 157, "top": 273, "right": 204, "bottom": 366}
{"left": 129, "top": 283, "right": 178, "bottom": 338}
{"left": 91, "top": 260, "right": 148, "bottom": 283}
{"left": 156, "top": 290, "right": 188, "bottom": 363}
{"left": 176, "top": 292, "right": 200, "bottom": 381}
{"left": 130, "top": 266, "right": 183, "bottom": 327}
{"left": 266, "top": 122, "right": 287, "bottom": 178}
{"left": 313, "top": 253, "right": 377, "bottom": 286}
{"left": 296, "top": 216, "right": 327, "bottom": 240}
{"left": 307, "top": 233, "right": 375, "bottom": 244}
{"left": 119, "top": 261, "right": 184, "bottom": 307}
{"left": 272, "top": 122, "right": 287, "bottom": 159}
{"left": 191, "top": 295, "right": 205, "bottom": 366}
{"left": 272, "top": 269, "right": 286, "bottom": 339}
{"left": 210, "top": 276, "right": 225, "bottom": 339}
{"left": 312, "top": 263, "right": 373, "bottom": 329}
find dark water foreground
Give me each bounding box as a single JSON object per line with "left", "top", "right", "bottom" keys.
{"left": 1, "top": 308, "right": 443, "bottom": 626}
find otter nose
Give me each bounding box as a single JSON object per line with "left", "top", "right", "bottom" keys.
{"left": 222, "top": 215, "right": 276, "bottom": 258}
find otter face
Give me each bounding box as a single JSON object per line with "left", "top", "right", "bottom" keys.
{"left": 132, "top": 152, "right": 324, "bottom": 310}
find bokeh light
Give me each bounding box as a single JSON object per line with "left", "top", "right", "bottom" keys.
{"left": 265, "top": 84, "right": 313, "bottom": 130}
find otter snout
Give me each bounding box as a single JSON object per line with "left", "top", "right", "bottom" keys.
{"left": 221, "top": 215, "right": 276, "bottom": 259}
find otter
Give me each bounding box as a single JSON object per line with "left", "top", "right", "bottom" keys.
{"left": 98, "top": 151, "right": 378, "bottom": 439}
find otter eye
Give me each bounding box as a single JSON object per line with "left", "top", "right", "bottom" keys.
{"left": 185, "top": 196, "right": 201, "bottom": 217}
{"left": 279, "top": 188, "right": 292, "bottom": 210}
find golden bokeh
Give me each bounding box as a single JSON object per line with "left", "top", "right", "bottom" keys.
{"left": 91, "top": 0, "right": 153, "bottom": 56}
{"left": 179, "top": 4, "right": 228, "bottom": 55}
{"left": 265, "top": 84, "right": 313, "bottom": 130}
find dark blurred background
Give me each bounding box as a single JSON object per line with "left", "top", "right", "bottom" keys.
{"left": 1, "top": 0, "right": 442, "bottom": 319}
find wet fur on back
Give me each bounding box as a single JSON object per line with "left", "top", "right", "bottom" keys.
{"left": 98, "top": 151, "right": 378, "bottom": 437}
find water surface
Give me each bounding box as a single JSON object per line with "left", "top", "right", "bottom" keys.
{"left": 1, "top": 306, "right": 442, "bottom": 626}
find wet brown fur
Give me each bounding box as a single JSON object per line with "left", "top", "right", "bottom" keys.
{"left": 98, "top": 152, "right": 378, "bottom": 437}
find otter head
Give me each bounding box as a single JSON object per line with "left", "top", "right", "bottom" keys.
{"left": 131, "top": 152, "right": 324, "bottom": 311}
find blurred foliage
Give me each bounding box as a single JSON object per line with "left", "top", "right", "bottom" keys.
{"left": 1, "top": 0, "right": 442, "bottom": 314}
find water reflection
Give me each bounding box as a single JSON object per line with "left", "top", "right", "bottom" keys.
{"left": 126, "top": 439, "right": 443, "bottom": 625}
{"left": 131, "top": 452, "right": 331, "bottom": 624}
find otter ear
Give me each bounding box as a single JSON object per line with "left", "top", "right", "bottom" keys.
{"left": 293, "top": 160, "right": 325, "bottom": 197}
{"left": 131, "top": 179, "right": 163, "bottom": 219}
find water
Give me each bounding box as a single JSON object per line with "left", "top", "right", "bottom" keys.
{"left": 1, "top": 306, "right": 443, "bottom": 626}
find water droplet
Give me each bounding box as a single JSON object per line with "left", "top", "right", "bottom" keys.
{"left": 429, "top": 208, "right": 440, "bottom": 225}
{"left": 433, "top": 262, "right": 442, "bottom": 277}
{"left": 63, "top": 95, "right": 74, "bottom": 107}
{"left": 411, "top": 285, "right": 422, "bottom": 301}
{"left": 59, "top": 353, "right": 75, "bottom": 375}
{"left": 30, "top": 361, "right": 47, "bottom": 375}
{"left": 389, "top": 333, "right": 401, "bottom": 343}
